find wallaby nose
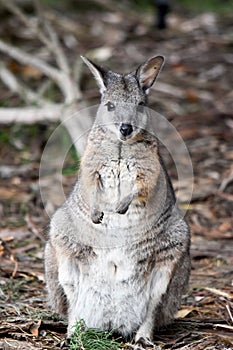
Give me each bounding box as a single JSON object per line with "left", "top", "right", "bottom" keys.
{"left": 120, "top": 124, "right": 133, "bottom": 137}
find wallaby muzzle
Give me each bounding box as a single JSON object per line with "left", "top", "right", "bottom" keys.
{"left": 120, "top": 123, "right": 133, "bottom": 137}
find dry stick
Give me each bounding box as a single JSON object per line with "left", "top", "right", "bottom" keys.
{"left": 0, "top": 62, "right": 48, "bottom": 105}
{"left": 0, "top": 39, "right": 79, "bottom": 106}
{"left": 33, "top": 0, "right": 70, "bottom": 75}
{"left": 0, "top": 104, "right": 92, "bottom": 154}
{"left": 0, "top": 38, "right": 74, "bottom": 107}
{"left": 0, "top": 106, "right": 61, "bottom": 124}
{"left": 45, "top": 22, "right": 71, "bottom": 76}
{"left": 0, "top": 0, "right": 30, "bottom": 28}
{"left": 226, "top": 304, "right": 233, "bottom": 323}
{"left": 33, "top": 0, "right": 82, "bottom": 103}
{"left": 219, "top": 172, "right": 233, "bottom": 192}
{"left": 0, "top": 106, "right": 63, "bottom": 124}
{"left": 153, "top": 82, "right": 213, "bottom": 101}
{"left": 0, "top": 39, "right": 61, "bottom": 85}
{"left": 0, "top": 2, "right": 89, "bottom": 154}
{"left": 2, "top": 0, "right": 58, "bottom": 58}
{"left": 34, "top": 2, "right": 89, "bottom": 148}
{"left": 37, "top": 79, "right": 53, "bottom": 98}
{"left": 73, "top": 57, "right": 83, "bottom": 85}
{"left": 0, "top": 3, "right": 74, "bottom": 101}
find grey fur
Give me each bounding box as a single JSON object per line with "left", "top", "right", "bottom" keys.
{"left": 44, "top": 56, "right": 190, "bottom": 347}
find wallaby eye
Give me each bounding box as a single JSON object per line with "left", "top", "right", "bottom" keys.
{"left": 105, "top": 101, "right": 115, "bottom": 112}
{"left": 137, "top": 101, "right": 145, "bottom": 113}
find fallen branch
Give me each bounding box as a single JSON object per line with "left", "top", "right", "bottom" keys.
{"left": 0, "top": 1, "right": 87, "bottom": 155}
{"left": 0, "top": 39, "right": 61, "bottom": 85}
{"left": 0, "top": 105, "right": 93, "bottom": 156}
{"left": 34, "top": 0, "right": 70, "bottom": 76}
{"left": 0, "top": 62, "right": 48, "bottom": 105}
{"left": 154, "top": 82, "right": 213, "bottom": 101}
{"left": 0, "top": 106, "right": 63, "bottom": 123}
{"left": 0, "top": 37, "right": 80, "bottom": 104}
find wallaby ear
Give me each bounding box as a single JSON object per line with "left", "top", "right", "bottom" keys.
{"left": 137, "top": 56, "right": 164, "bottom": 91}
{"left": 81, "top": 56, "right": 107, "bottom": 94}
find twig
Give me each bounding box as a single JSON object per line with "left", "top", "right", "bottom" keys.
{"left": 36, "top": 79, "right": 53, "bottom": 98}
{"left": 0, "top": 39, "right": 61, "bottom": 85}
{"left": 0, "top": 38, "right": 81, "bottom": 104}
{"left": 10, "top": 254, "right": 18, "bottom": 278}
{"left": 0, "top": 164, "right": 32, "bottom": 178}
{"left": 0, "top": 105, "right": 92, "bottom": 155}
{"left": 215, "top": 324, "right": 233, "bottom": 331}
{"left": 0, "top": 62, "right": 48, "bottom": 105}
{"left": 204, "top": 287, "right": 232, "bottom": 299}
{"left": 219, "top": 169, "right": 233, "bottom": 192}
{"left": 33, "top": 0, "right": 81, "bottom": 103}
{"left": 25, "top": 214, "right": 44, "bottom": 241}
{"left": 1, "top": 0, "right": 56, "bottom": 56}
{"left": 73, "top": 57, "right": 83, "bottom": 85}
{"left": 0, "top": 106, "right": 63, "bottom": 123}
{"left": 226, "top": 304, "right": 233, "bottom": 323}
{"left": 0, "top": 0, "right": 31, "bottom": 28}
{"left": 34, "top": 0, "right": 70, "bottom": 75}
{"left": 0, "top": 1, "right": 86, "bottom": 154}
{"left": 154, "top": 82, "right": 213, "bottom": 101}
{"left": 0, "top": 0, "right": 83, "bottom": 102}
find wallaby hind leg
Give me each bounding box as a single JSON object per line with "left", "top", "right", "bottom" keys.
{"left": 153, "top": 254, "right": 190, "bottom": 330}
{"left": 44, "top": 241, "right": 67, "bottom": 316}
{"left": 135, "top": 248, "right": 190, "bottom": 345}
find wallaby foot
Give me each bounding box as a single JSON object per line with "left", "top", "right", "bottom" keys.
{"left": 126, "top": 338, "right": 159, "bottom": 350}
{"left": 58, "top": 339, "right": 69, "bottom": 349}
{"left": 136, "top": 337, "right": 157, "bottom": 349}
{"left": 134, "top": 323, "right": 154, "bottom": 349}
{"left": 91, "top": 208, "right": 104, "bottom": 224}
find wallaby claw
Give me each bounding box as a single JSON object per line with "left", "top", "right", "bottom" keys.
{"left": 91, "top": 209, "right": 104, "bottom": 224}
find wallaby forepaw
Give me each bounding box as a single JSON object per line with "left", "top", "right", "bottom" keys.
{"left": 116, "top": 195, "right": 133, "bottom": 214}
{"left": 91, "top": 209, "right": 104, "bottom": 224}
{"left": 116, "top": 202, "right": 130, "bottom": 215}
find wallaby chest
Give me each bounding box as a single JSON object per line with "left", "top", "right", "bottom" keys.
{"left": 82, "top": 130, "right": 159, "bottom": 208}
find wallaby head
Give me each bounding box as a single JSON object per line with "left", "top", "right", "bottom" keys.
{"left": 81, "top": 55, "right": 164, "bottom": 142}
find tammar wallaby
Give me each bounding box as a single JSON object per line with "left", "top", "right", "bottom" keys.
{"left": 44, "top": 55, "right": 190, "bottom": 348}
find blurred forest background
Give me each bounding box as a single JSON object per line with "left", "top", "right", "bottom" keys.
{"left": 0, "top": 0, "right": 232, "bottom": 349}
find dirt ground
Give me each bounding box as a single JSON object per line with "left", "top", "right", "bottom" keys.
{"left": 0, "top": 1, "right": 232, "bottom": 349}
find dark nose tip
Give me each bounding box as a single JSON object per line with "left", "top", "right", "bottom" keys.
{"left": 120, "top": 124, "right": 133, "bottom": 137}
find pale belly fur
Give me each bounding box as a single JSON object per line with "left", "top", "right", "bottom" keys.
{"left": 68, "top": 247, "right": 150, "bottom": 335}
